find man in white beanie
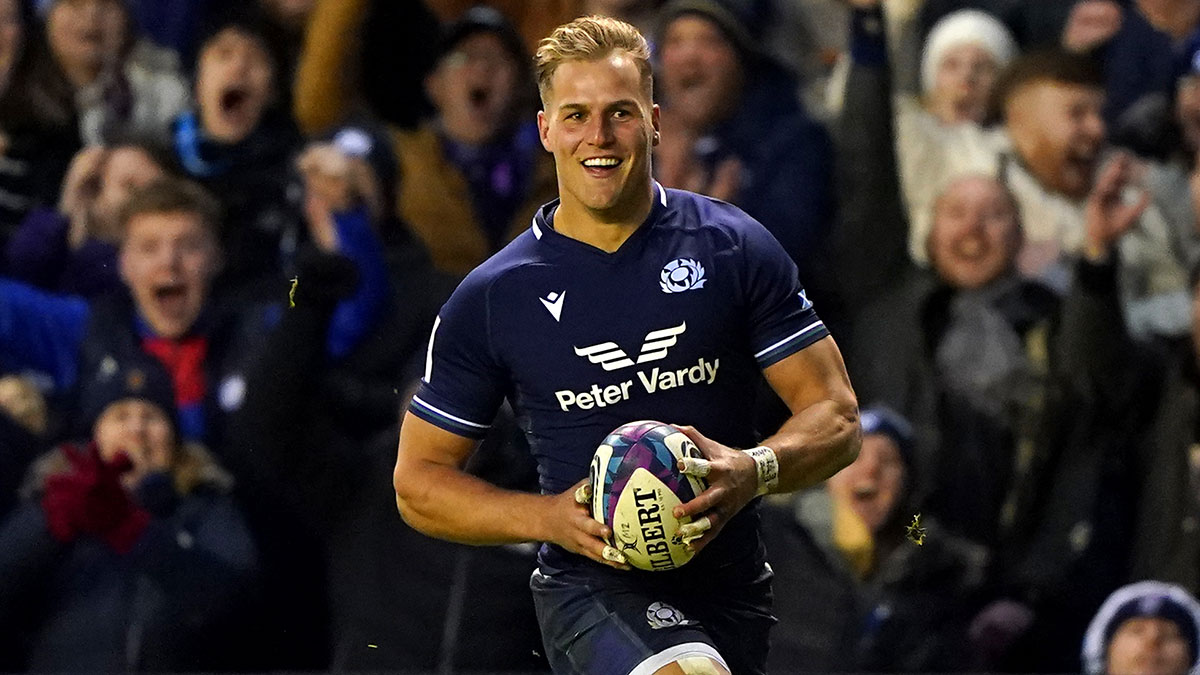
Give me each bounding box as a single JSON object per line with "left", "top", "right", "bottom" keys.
{"left": 1082, "top": 581, "right": 1200, "bottom": 675}
{"left": 840, "top": 1, "right": 1017, "bottom": 264}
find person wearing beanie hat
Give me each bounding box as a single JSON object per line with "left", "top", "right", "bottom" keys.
{"left": 79, "top": 359, "right": 178, "bottom": 447}
{"left": 392, "top": 4, "right": 556, "bottom": 276}
{"left": 1082, "top": 581, "right": 1200, "bottom": 675}
{"left": 826, "top": 403, "right": 916, "bottom": 544}
{"left": 920, "top": 9, "right": 1017, "bottom": 125}
{"left": 170, "top": 6, "right": 311, "bottom": 289}
{"left": 655, "top": 0, "right": 834, "bottom": 281}
{"left": 659, "top": 0, "right": 769, "bottom": 62}
{"left": 837, "top": 0, "right": 1012, "bottom": 268}
{"left": 761, "top": 403, "right": 992, "bottom": 672}
{"left": 436, "top": 5, "right": 528, "bottom": 73}
{"left": 0, "top": 362, "right": 258, "bottom": 670}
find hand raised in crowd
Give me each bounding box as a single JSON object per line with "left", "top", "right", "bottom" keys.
{"left": 297, "top": 142, "right": 383, "bottom": 253}
{"left": 1083, "top": 152, "right": 1150, "bottom": 261}
{"left": 540, "top": 479, "right": 631, "bottom": 570}
{"left": 41, "top": 443, "right": 151, "bottom": 554}
{"left": 0, "top": 374, "right": 48, "bottom": 436}
{"left": 1062, "top": 0, "right": 1123, "bottom": 53}
{"left": 58, "top": 146, "right": 107, "bottom": 250}
{"left": 671, "top": 425, "right": 760, "bottom": 554}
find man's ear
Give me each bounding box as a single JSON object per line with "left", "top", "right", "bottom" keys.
{"left": 537, "top": 110, "right": 552, "bottom": 152}
{"left": 651, "top": 103, "right": 661, "bottom": 146}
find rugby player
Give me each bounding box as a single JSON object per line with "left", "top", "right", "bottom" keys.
{"left": 394, "top": 15, "right": 860, "bottom": 675}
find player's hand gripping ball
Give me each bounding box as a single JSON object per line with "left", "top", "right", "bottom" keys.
{"left": 587, "top": 421, "right": 708, "bottom": 571}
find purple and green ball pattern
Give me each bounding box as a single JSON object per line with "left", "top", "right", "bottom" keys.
{"left": 593, "top": 421, "right": 703, "bottom": 529}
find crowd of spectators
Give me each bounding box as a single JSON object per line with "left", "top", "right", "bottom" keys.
{"left": 1, "top": 0, "right": 1200, "bottom": 672}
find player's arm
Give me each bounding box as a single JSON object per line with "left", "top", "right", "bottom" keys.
{"left": 757, "top": 334, "right": 861, "bottom": 489}
{"left": 393, "top": 412, "right": 630, "bottom": 569}
{"left": 673, "top": 335, "right": 860, "bottom": 548}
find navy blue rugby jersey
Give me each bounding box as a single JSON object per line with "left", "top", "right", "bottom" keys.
{"left": 410, "top": 183, "right": 829, "bottom": 497}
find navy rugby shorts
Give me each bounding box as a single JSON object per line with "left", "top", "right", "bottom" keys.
{"left": 530, "top": 548, "right": 775, "bottom": 675}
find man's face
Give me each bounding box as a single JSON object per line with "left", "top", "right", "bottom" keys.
{"left": 659, "top": 15, "right": 742, "bottom": 130}
{"left": 929, "top": 43, "right": 999, "bottom": 124}
{"left": 1006, "top": 80, "right": 1106, "bottom": 200}
{"left": 426, "top": 32, "right": 521, "bottom": 145}
{"left": 928, "top": 175, "right": 1021, "bottom": 289}
{"left": 94, "top": 398, "right": 174, "bottom": 488}
{"left": 196, "top": 28, "right": 275, "bottom": 144}
{"left": 1106, "top": 616, "right": 1192, "bottom": 675}
{"left": 46, "top": 0, "right": 125, "bottom": 76}
{"left": 537, "top": 52, "right": 659, "bottom": 220}
{"left": 827, "top": 433, "right": 907, "bottom": 534}
{"left": 119, "top": 211, "right": 219, "bottom": 339}
{"left": 92, "top": 148, "right": 164, "bottom": 238}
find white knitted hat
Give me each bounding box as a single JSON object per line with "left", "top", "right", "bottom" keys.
{"left": 1081, "top": 580, "right": 1200, "bottom": 675}
{"left": 920, "top": 9, "right": 1018, "bottom": 94}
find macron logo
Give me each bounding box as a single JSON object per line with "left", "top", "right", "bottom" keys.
{"left": 574, "top": 322, "right": 687, "bottom": 371}
{"left": 540, "top": 290, "right": 566, "bottom": 322}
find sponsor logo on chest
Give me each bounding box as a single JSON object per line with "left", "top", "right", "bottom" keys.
{"left": 554, "top": 322, "right": 720, "bottom": 411}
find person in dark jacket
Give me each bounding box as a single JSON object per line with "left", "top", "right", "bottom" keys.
{"left": 0, "top": 358, "right": 257, "bottom": 672}
{"left": 847, "top": 173, "right": 1059, "bottom": 546}
{"left": 654, "top": 0, "right": 834, "bottom": 290}
{"left": 170, "top": 9, "right": 304, "bottom": 293}
{"left": 763, "top": 405, "right": 991, "bottom": 673}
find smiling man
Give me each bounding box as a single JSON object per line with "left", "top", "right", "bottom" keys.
{"left": 653, "top": 0, "right": 834, "bottom": 285}
{"left": 0, "top": 175, "right": 387, "bottom": 445}
{"left": 170, "top": 10, "right": 305, "bottom": 292}
{"left": 393, "top": 15, "right": 860, "bottom": 675}
{"left": 393, "top": 7, "right": 557, "bottom": 277}
{"left": 0, "top": 178, "right": 226, "bottom": 441}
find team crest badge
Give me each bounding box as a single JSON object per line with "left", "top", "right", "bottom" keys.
{"left": 646, "top": 601, "right": 697, "bottom": 629}
{"left": 660, "top": 258, "right": 706, "bottom": 294}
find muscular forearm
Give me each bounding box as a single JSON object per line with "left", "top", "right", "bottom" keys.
{"left": 394, "top": 456, "right": 554, "bottom": 546}
{"left": 761, "top": 397, "right": 861, "bottom": 494}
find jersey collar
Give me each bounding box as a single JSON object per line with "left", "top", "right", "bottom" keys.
{"left": 530, "top": 181, "right": 669, "bottom": 258}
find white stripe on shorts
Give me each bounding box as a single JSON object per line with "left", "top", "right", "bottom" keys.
{"left": 628, "top": 641, "right": 728, "bottom": 675}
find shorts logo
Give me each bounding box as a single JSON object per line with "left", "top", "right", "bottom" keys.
{"left": 660, "top": 258, "right": 706, "bottom": 294}
{"left": 646, "top": 601, "right": 697, "bottom": 629}
{"left": 574, "top": 322, "right": 687, "bottom": 371}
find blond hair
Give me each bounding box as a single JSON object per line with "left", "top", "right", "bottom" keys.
{"left": 535, "top": 15, "right": 652, "bottom": 106}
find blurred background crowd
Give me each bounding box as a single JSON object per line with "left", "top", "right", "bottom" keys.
{"left": 1, "top": 0, "right": 1200, "bottom": 672}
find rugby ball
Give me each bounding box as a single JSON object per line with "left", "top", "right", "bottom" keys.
{"left": 588, "top": 420, "right": 708, "bottom": 571}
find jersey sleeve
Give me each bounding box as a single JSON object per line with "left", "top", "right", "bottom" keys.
{"left": 407, "top": 274, "right": 508, "bottom": 439}
{"left": 740, "top": 218, "right": 829, "bottom": 369}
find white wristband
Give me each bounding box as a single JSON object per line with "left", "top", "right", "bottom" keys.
{"left": 744, "top": 446, "right": 779, "bottom": 496}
